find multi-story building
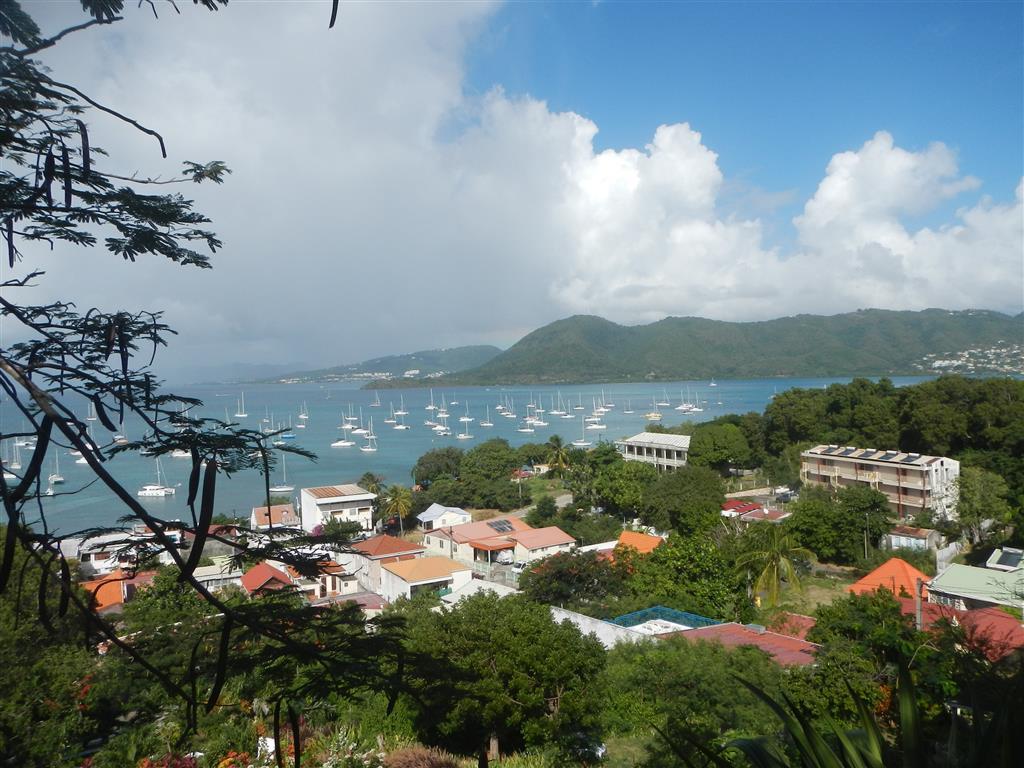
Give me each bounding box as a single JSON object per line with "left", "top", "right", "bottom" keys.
{"left": 298, "top": 484, "right": 376, "bottom": 532}
{"left": 800, "top": 445, "right": 959, "bottom": 520}
{"left": 615, "top": 432, "right": 690, "bottom": 472}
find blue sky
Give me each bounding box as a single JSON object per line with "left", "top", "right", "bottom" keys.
{"left": 466, "top": 1, "right": 1023, "bottom": 239}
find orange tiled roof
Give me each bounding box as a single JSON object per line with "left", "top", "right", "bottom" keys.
{"left": 382, "top": 556, "right": 470, "bottom": 582}
{"left": 511, "top": 526, "right": 576, "bottom": 550}
{"left": 251, "top": 503, "right": 298, "bottom": 527}
{"left": 304, "top": 484, "right": 372, "bottom": 499}
{"left": 848, "top": 558, "right": 930, "bottom": 599}
{"left": 617, "top": 530, "right": 663, "bottom": 554}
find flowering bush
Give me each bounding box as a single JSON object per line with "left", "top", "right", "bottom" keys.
{"left": 319, "top": 729, "right": 386, "bottom": 768}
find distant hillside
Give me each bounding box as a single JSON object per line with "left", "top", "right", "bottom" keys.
{"left": 450, "top": 309, "right": 1022, "bottom": 384}
{"left": 274, "top": 345, "right": 502, "bottom": 383}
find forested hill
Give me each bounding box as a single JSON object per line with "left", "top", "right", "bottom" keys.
{"left": 276, "top": 345, "right": 502, "bottom": 382}
{"left": 451, "top": 309, "right": 1022, "bottom": 384}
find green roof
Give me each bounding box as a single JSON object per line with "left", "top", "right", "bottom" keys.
{"left": 929, "top": 564, "right": 1024, "bottom": 607}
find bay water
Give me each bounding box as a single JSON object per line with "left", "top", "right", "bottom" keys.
{"left": 3, "top": 376, "right": 933, "bottom": 534}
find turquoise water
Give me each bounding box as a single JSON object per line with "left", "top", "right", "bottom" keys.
{"left": 3, "top": 376, "right": 933, "bottom": 534}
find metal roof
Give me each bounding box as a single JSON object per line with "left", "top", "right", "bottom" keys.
{"left": 802, "top": 445, "right": 948, "bottom": 467}
{"left": 619, "top": 432, "right": 692, "bottom": 450}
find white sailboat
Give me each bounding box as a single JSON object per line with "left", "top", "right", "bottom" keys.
{"left": 352, "top": 408, "right": 368, "bottom": 435}
{"left": 269, "top": 453, "right": 294, "bottom": 494}
{"left": 572, "top": 420, "right": 592, "bottom": 447}
{"left": 623, "top": 398, "right": 634, "bottom": 414}
{"left": 360, "top": 418, "right": 378, "bottom": 452}
{"left": 331, "top": 432, "right": 355, "bottom": 447}
{"left": 459, "top": 404, "right": 474, "bottom": 423}
{"left": 138, "top": 459, "right": 175, "bottom": 497}
{"left": 384, "top": 403, "right": 397, "bottom": 424}
{"left": 86, "top": 403, "right": 98, "bottom": 421}
{"left": 456, "top": 418, "right": 473, "bottom": 440}
{"left": 425, "top": 389, "right": 437, "bottom": 412}
{"left": 479, "top": 407, "right": 494, "bottom": 428}
{"left": 298, "top": 401, "right": 310, "bottom": 420}
{"left": 574, "top": 393, "right": 585, "bottom": 410}
{"left": 234, "top": 392, "right": 248, "bottom": 418}
{"left": 395, "top": 396, "right": 408, "bottom": 416}
{"left": 393, "top": 411, "right": 410, "bottom": 430}
{"left": 48, "top": 454, "right": 65, "bottom": 485}
{"left": 370, "top": 392, "right": 382, "bottom": 408}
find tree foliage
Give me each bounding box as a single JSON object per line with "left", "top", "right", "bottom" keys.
{"left": 518, "top": 550, "right": 628, "bottom": 609}
{"left": 399, "top": 593, "right": 607, "bottom": 767}
{"left": 786, "top": 486, "right": 891, "bottom": 565}
{"left": 639, "top": 466, "right": 725, "bottom": 534}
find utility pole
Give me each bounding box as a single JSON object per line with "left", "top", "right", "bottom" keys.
{"left": 864, "top": 511, "right": 869, "bottom": 560}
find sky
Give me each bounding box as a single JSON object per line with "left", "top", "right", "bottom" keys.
{"left": 14, "top": 0, "right": 1024, "bottom": 380}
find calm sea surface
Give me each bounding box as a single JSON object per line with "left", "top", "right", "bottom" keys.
{"left": 4, "top": 377, "right": 934, "bottom": 533}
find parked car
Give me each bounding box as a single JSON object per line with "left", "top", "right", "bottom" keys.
{"left": 511, "top": 561, "right": 528, "bottom": 574}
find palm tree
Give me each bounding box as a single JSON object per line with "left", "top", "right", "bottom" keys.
{"left": 382, "top": 484, "right": 413, "bottom": 535}
{"left": 359, "top": 472, "right": 384, "bottom": 526}
{"left": 735, "top": 523, "right": 813, "bottom": 608}
{"left": 546, "top": 434, "right": 570, "bottom": 478}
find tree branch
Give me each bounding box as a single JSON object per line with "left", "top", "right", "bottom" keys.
{"left": 5, "top": 17, "right": 122, "bottom": 57}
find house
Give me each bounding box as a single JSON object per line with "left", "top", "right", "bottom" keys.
{"left": 240, "top": 562, "right": 294, "bottom": 596}
{"left": 800, "top": 445, "right": 959, "bottom": 520}
{"left": 885, "top": 525, "right": 943, "bottom": 552}
{"left": 250, "top": 503, "right": 300, "bottom": 530}
{"left": 986, "top": 547, "right": 1024, "bottom": 572}
{"left": 379, "top": 557, "right": 472, "bottom": 603}
{"left": 416, "top": 503, "right": 472, "bottom": 531}
{"left": 422, "top": 517, "right": 576, "bottom": 565}
{"left": 615, "top": 432, "right": 690, "bottom": 472}
{"left": 511, "top": 527, "right": 577, "bottom": 563}
{"left": 721, "top": 500, "right": 762, "bottom": 519}
{"left": 286, "top": 561, "right": 359, "bottom": 602}
{"left": 63, "top": 527, "right": 184, "bottom": 577}
{"left": 616, "top": 530, "right": 664, "bottom": 555}
{"left": 335, "top": 534, "right": 425, "bottom": 593}
{"left": 767, "top": 612, "right": 817, "bottom": 640}
{"left": 298, "top": 484, "right": 376, "bottom": 532}
{"left": 895, "top": 597, "right": 1024, "bottom": 662}
{"left": 80, "top": 569, "right": 157, "bottom": 614}
{"left": 848, "top": 557, "right": 930, "bottom": 599}
{"left": 669, "top": 623, "right": 819, "bottom": 666}
{"left": 192, "top": 556, "right": 244, "bottom": 592}
{"left": 422, "top": 517, "right": 532, "bottom": 563}
{"left": 739, "top": 507, "right": 791, "bottom": 524}
{"left": 927, "top": 563, "right": 1024, "bottom": 611}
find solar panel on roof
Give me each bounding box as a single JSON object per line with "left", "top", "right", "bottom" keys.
{"left": 486, "top": 520, "right": 513, "bottom": 533}
{"left": 839, "top": 448, "right": 857, "bottom": 456}
{"left": 821, "top": 447, "right": 838, "bottom": 454}
{"left": 996, "top": 551, "right": 1023, "bottom": 568}
{"left": 900, "top": 456, "right": 919, "bottom": 464}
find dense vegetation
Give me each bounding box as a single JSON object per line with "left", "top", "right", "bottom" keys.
{"left": 448, "top": 310, "right": 1022, "bottom": 383}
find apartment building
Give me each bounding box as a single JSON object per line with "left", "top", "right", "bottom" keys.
{"left": 615, "top": 432, "right": 690, "bottom": 472}
{"left": 800, "top": 445, "right": 959, "bottom": 520}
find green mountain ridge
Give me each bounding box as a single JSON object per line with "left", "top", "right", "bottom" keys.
{"left": 274, "top": 345, "right": 503, "bottom": 382}
{"left": 443, "top": 309, "right": 1022, "bottom": 384}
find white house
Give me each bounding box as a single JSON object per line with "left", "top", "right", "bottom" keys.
{"left": 192, "top": 556, "right": 244, "bottom": 592}
{"left": 334, "top": 534, "right": 426, "bottom": 593}
{"left": 615, "top": 432, "right": 690, "bottom": 472}
{"left": 62, "top": 527, "right": 184, "bottom": 577}
{"left": 421, "top": 517, "right": 576, "bottom": 566}
{"left": 299, "top": 484, "right": 376, "bottom": 532}
{"left": 379, "top": 556, "right": 472, "bottom": 603}
{"left": 416, "top": 503, "right": 472, "bottom": 531}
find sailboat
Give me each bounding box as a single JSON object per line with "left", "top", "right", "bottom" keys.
{"left": 456, "top": 418, "right": 473, "bottom": 440}
{"left": 572, "top": 420, "right": 592, "bottom": 447}
{"left": 360, "top": 418, "right": 378, "bottom": 452}
{"left": 331, "top": 431, "right": 355, "bottom": 447}
{"left": 656, "top": 388, "right": 670, "bottom": 407}
{"left": 459, "top": 404, "right": 474, "bottom": 423}
{"left": 234, "top": 393, "right": 248, "bottom": 418}
{"left": 269, "top": 453, "right": 294, "bottom": 494}
{"left": 574, "top": 394, "right": 585, "bottom": 411}
{"left": 709, "top": 378, "right": 717, "bottom": 387}
{"left": 370, "top": 392, "right": 382, "bottom": 408}
{"left": 48, "top": 454, "right": 65, "bottom": 485}
{"left": 644, "top": 397, "right": 662, "bottom": 421}
{"left": 394, "top": 396, "right": 408, "bottom": 416}
{"left": 425, "top": 389, "right": 437, "bottom": 411}
{"left": 352, "top": 408, "right": 368, "bottom": 435}
{"left": 298, "top": 401, "right": 310, "bottom": 420}
{"left": 479, "top": 407, "right": 494, "bottom": 428}
{"left": 138, "top": 459, "right": 175, "bottom": 497}
{"left": 623, "top": 398, "right": 634, "bottom": 415}
{"left": 393, "top": 411, "right": 410, "bottom": 430}
{"left": 86, "top": 403, "right": 98, "bottom": 421}
{"left": 384, "top": 403, "right": 397, "bottom": 424}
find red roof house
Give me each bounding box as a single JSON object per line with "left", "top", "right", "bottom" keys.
{"left": 671, "top": 623, "right": 819, "bottom": 666}
{"left": 240, "top": 562, "right": 294, "bottom": 595}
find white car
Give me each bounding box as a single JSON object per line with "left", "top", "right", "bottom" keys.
{"left": 511, "top": 561, "right": 528, "bottom": 574}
